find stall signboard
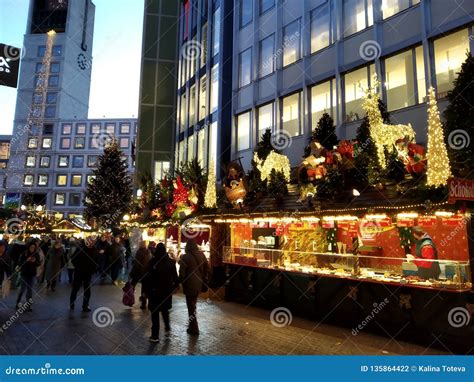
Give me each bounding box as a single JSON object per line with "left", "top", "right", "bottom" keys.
{"left": 418, "top": 216, "right": 437, "bottom": 227}
{"left": 396, "top": 218, "right": 415, "bottom": 227}
{"left": 0, "top": 44, "right": 21, "bottom": 88}
{"left": 448, "top": 177, "right": 474, "bottom": 203}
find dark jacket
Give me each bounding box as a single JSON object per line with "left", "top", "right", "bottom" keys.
{"left": 179, "top": 247, "right": 209, "bottom": 296}
{"left": 109, "top": 242, "right": 124, "bottom": 265}
{"left": 72, "top": 245, "right": 98, "bottom": 276}
{"left": 130, "top": 247, "right": 152, "bottom": 283}
{"left": 18, "top": 250, "right": 41, "bottom": 278}
{"left": 143, "top": 250, "right": 178, "bottom": 311}
{"left": 44, "top": 246, "right": 65, "bottom": 281}
{"left": 0, "top": 250, "right": 11, "bottom": 277}
{"left": 8, "top": 240, "right": 26, "bottom": 267}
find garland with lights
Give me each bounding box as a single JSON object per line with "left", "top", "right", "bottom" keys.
{"left": 204, "top": 159, "right": 217, "bottom": 209}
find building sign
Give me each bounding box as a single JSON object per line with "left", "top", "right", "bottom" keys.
{"left": 448, "top": 178, "right": 474, "bottom": 203}
{"left": 0, "top": 44, "right": 21, "bottom": 88}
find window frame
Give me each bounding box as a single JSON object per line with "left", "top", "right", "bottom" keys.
{"left": 37, "top": 174, "right": 48, "bottom": 187}
{"left": 259, "top": 34, "right": 275, "bottom": 78}
{"left": 281, "top": 91, "right": 302, "bottom": 137}
{"left": 56, "top": 174, "right": 68, "bottom": 187}
{"left": 39, "top": 155, "right": 51, "bottom": 168}
{"left": 282, "top": 19, "right": 302, "bottom": 67}
{"left": 238, "top": 47, "right": 253, "bottom": 88}
{"left": 58, "top": 155, "right": 69, "bottom": 168}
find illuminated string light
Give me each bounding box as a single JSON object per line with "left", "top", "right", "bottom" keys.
{"left": 204, "top": 159, "right": 217, "bottom": 208}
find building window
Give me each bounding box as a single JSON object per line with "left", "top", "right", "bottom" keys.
{"left": 257, "top": 103, "right": 274, "bottom": 141}
{"left": 60, "top": 138, "right": 71, "bottom": 149}
{"left": 48, "top": 75, "right": 59, "bottom": 87}
{"left": 119, "top": 137, "right": 130, "bottom": 148}
{"left": 69, "top": 193, "right": 81, "bottom": 207}
{"left": 236, "top": 111, "right": 251, "bottom": 151}
{"left": 71, "top": 175, "right": 82, "bottom": 187}
{"left": 38, "top": 46, "right": 46, "bottom": 57}
{"left": 210, "top": 64, "right": 219, "bottom": 113}
{"left": 197, "top": 128, "right": 207, "bottom": 168}
{"left": 384, "top": 49, "right": 417, "bottom": 111}
{"left": 45, "top": 106, "right": 56, "bottom": 118}
{"left": 189, "top": 84, "right": 196, "bottom": 126}
{"left": 76, "top": 123, "right": 86, "bottom": 135}
{"left": 91, "top": 123, "right": 101, "bottom": 134}
{"left": 199, "top": 75, "right": 207, "bottom": 120}
{"left": 311, "top": 79, "right": 337, "bottom": 124}
{"left": 43, "top": 124, "right": 53, "bottom": 135}
{"left": 180, "top": 93, "right": 187, "bottom": 132}
{"left": 260, "top": 0, "right": 274, "bottom": 14}
{"left": 72, "top": 156, "right": 84, "bottom": 168}
{"left": 283, "top": 19, "right": 301, "bottom": 67}
{"left": 23, "top": 175, "right": 34, "bottom": 186}
{"left": 74, "top": 137, "right": 85, "bottom": 149}
{"left": 415, "top": 46, "right": 426, "bottom": 104}
{"left": 344, "top": 64, "right": 375, "bottom": 122}
{"left": 25, "top": 156, "right": 36, "bottom": 168}
{"left": 382, "top": 0, "right": 420, "bottom": 19}
{"left": 434, "top": 29, "right": 471, "bottom": 95}
{"left": 39, "top": 156, "right": 50, "bottom": 168}
{"left": 153, "top": 161, "right": 170, "bottom": 182}
{"left": 62, "top": 124, "right": 72, "bottom": 134}
{"left": 50, "top": 62, "right": 60, "bottom": 73}
{"left": 38, "top": 175, "right": 48, "bottom": 186}
{"left": 87, "top": 155, "right": 98, "bottom": 167}
{"left": 52, "top": 45, "right": 62, "bottom": 56}
{"left": 311, "top": 1, "right": 334, "bottom": 53}
{"left": 27, "top": 138, "right": 38, "bottom": 149}
{"left": 240, "top": 0, "right": 253, "bottom": 28}
{"left": 239, "top": 48, "right": 252, "bottom": 87}
{"left": 120, "top": 123, "right": 130, "bottom": 134}
{"left": 35, "top": 63, "right": 45, "bottom": 73}
{"left": 42, "top": 138, "right": 52, "bottom": 149}
{"left": 259, "top": 35, "right": 274, "bottom": 78}
{"left": 58, "top": 156, "right": 69, "bottom": 167}
{"left": 200, "top": 23, "right": 208, "bottom": 68}
{"left": 212, "top": 7, "right": 220, "bottom": 56}
{"left": 187, "top": 135, "right": 195, "bottom": 160}
{"left": 343, "top": 0, "right": 373, "bottom": 37}
{"left": 46, "top": 92, "right": 57, "bottom": 104}
{"left": 105, "top": 123, "right": 115, "bottom": 135}
{"left": 56, "top": 175, "right": 67, "bottom": 186}
{"left": 54, "top": 193, "right": 65, "bottom": 205}
{"left": 282, "top": 92, "right": 301, "bottom": 137}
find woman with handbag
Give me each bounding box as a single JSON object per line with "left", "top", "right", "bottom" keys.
{"left": 178, "top": 239, "right": 209, "bottom": 336}
{"left": 142, "top": 243, "right": 178, "bottom": 343}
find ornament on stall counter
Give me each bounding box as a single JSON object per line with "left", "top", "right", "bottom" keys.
{"left": 399, "top": 293, "right": 412, "bottom": 310}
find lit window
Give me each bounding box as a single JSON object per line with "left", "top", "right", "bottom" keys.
{"left": 239, "top": 48, "right": 252, "bottom": 87}
{"left": 187, "top": 135, "right": 195, "bottom": 160}
{"left": 311, "top": 1, "right": 334, "bottom": 53}
{"left": 384, "top": 49, "right": 416, "bottom": 111}
{"left": 74, "top": 137, "right": 85, "bottom": 149}
{"left": 91, "top": 123, "right": 101, "bottom": 134}
{"left": 105, "top": 123, "right": 115, "bottom": 135}
{"left": 344, "top": 65, "right": 375, "bottom": 122}
{"left": 38, "top": 175, "right": 48, "bottom": 186}
{"left": 72, "top": 156, "right": 84, "bottom": 168}
{"left": 42, "top": 138, "right": 52, "bottom": 149}
{"left": 153, "top": 161, "right": 171, "bottom": 182}
{"left": 58, "top": 156, "right": 69, "bottom": 167}
{"left": 39, "top": 156, "right": 50, "bottom": 168}
{"left": 236, "top": 111, "right": 251, "bottom": 151}
{"left": 71, "top": 175, "right": 82, "bottom": 187}
{"left": 311, "top": 79, "right": 336, "bottom": 124}
{"left": 54, "top": 193, "right": 65, "bottom": 205}
{"left": 259, "top": 35, "right": 274, "bottom": 77}
{"left": 212, "top": 7, "right": 220, "bottom": 56}
{"left": 415, "top": 46, "right": 426, "bottom": 103}
{"left": 197, "top": 128, "right": 207, "bottom": 168}
{"left": 87, "top": 155, "right": 98, "bottom": 167}
{"left": 210, "top": 64, "right": 219, "bottom": 113}
{"left": 28, "top": 138, "right": 38, "bottom": 149}
{"left": 60, "top": 138, "right": 71, "bottom": 149}
{"left": 382, "top": 0, "right": 419, "bottom": 19}
{"left": 120, "top": 123, "right": 130, "bottom": 134}
{"left": 260, "top": 0, "right": 274, "bottom": 14}
{"left": 76, "top": 124, "right": 86, "bottom": 134}
{"left": 56, "top": 175, "right": 67, "bottom": 186}
{"left": 283, "top": 19, "right": 301, "bottom": 67}
{"left": 62, "top": 124, "right": 72, "bottom": 134}
{"left": 199, "top": 75, "right": 207, "bottom": 120}
{"left": 343, "top": 0, "right": 373, "bottom": 37}
{"left": 240, "top": 0, "right": 253, "bottom": 27}
{"left": 200, "top": 23, "right": 208, "bottom": 68}
{"left": 257, "top": 103, "right": 274, "bottom": 141}
{"left": 434, "top": 29, "right": 470, "bottom": 95}
{"left": 23, "top": 175, "right": 34, "bottom": 186}
{"left": 189, "top": 84, "right": 196, "bottom": 126}
{"left": 119, "top": 137, "right": 130, "bottom": 148}
{"left": 69, "top": 193, "right": 81, "bottom": 207}
{"left": 25, "top": 156, "right": 36, "bottom": 167}
{"left": 282, "top": 92, "right": 301, "bottom": 137}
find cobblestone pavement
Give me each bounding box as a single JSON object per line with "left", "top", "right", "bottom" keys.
{"left": 0, "top": 274, "right": 446, "bottom": 355}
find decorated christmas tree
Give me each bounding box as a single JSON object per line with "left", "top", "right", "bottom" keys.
{"left": 204, "top": 159, "right": 217, "bottom": 208}
{"left": 426, "top": 86, "right": 451, "bottom": 187}
{"left": 84, "top": 140, "right": 133, "bottom": 228}
{"left": 443, "top": 53, "right": 474, "bottom": 177}
{"left": 312, "top": 112, "right": 338, "bottom": 150}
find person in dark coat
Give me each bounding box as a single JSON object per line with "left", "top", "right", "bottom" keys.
{"left": 7, "top": 235, "right": 26, "bottom": 289}
{"left": 95, "top": 235, "right": 110, "bottom": 282}
{"left": 45, "top": 240, "right": 65, "bottom": 291}
{"left": 109, "top": 236, "right": 124, "bottom": 284}
{"left": 70, "top": 237, "right": 98, "bottom": 312}
{"left": 0, "top": 240, "right": 11, "bottom": 287}
{"left": 178, "top": 239, "right": 209, "bottom": 335}
{"left": 16, "top": 241, "right": 41, "bottom": 311}
{"left": 143, "top": 243, "right": 178, "bottom": 342}
{"left": 129, "top": 240, "right": 152, "bottom": 310}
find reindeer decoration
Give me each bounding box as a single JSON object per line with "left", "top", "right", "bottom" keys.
{"left": 362, "top": 75, "right": 416, "bottom": 168}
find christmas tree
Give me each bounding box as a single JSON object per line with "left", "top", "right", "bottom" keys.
{"left": 204, "top": 159, "right": 217, "bottom": 208}
{"left": 312, "top": 112, "right": 338, "bottom": 150}
{"left": 84, "top": 140, "right": 133, "bottom": 228}
{"left": 443, "top": 53, "right": 474, "bottom": 177}
{"left": 426, "top": 86, "right": 451, "bottom": 187}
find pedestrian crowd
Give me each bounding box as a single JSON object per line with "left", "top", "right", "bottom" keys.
{"left": 0, "top": 232, "right": 209, "bottom": 343}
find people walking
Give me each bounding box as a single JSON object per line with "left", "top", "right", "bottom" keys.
{"left": 96, "top": 235, "right": 110, "bottom": 283}
{"left": 67, "top": 238, "right": 79, "bottom": 284}
{"left": 45, "top": 240, "right": 65, "bottom": 291}
{"left": 143, "top": 243, "right": 178, "bottom": 343}
{"left": 16, "top": 241, "right": 41, "bottom": 311}
{"left": 109, "top": 236, "right": 124, "bottom": 285}
{"left": 7, "top": 235, "right": 26, "bottom": 289}
{"left": 130, "top": 240, "right": 152, "bottom": 310}
{"left": 178, "top": 239, "right": 209, "bottom": 336}
{"left": 70, "top": 237, "right": 98, "bottom": 312}
{"left": 0, "top": 240, "right": 11, "bottom": 292}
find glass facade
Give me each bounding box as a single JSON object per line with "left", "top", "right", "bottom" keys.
{"left": 259, "top": 34, "right": 274, "bottom": 77}
{"left": 283, "top": 19, "right": 301, "bottom": 67}
{"left": 382, "top": 0, "right": 420, "bottom": 19}
{"left": 311, "top": 79, "right": 336, "bottom": 125}
{"left": 282, "top": 92, "right": 301, "bottom": 137}
{"left": 239, "top": 48, "right": 252, "bottom": 87}
{"left": 257, "top": 103, "right": 274, "bottom": 141}
{"left": 237, "top": 112, "right": 251, "bottom": 151}
{"left": 343, "top": 0, "right": 373, "bottom": 37}
{"left": 344, "top": 65, "right": 375, "bottom": 122}
{"left": 384, "top": 50, "right": 416, "bottom": 111}
{"left": 311, "top": 1, "right": 333, "bottom": 53}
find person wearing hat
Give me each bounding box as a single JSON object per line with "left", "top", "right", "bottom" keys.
{"left": 407, "top": 227, "right": 441, "bottom": 280}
